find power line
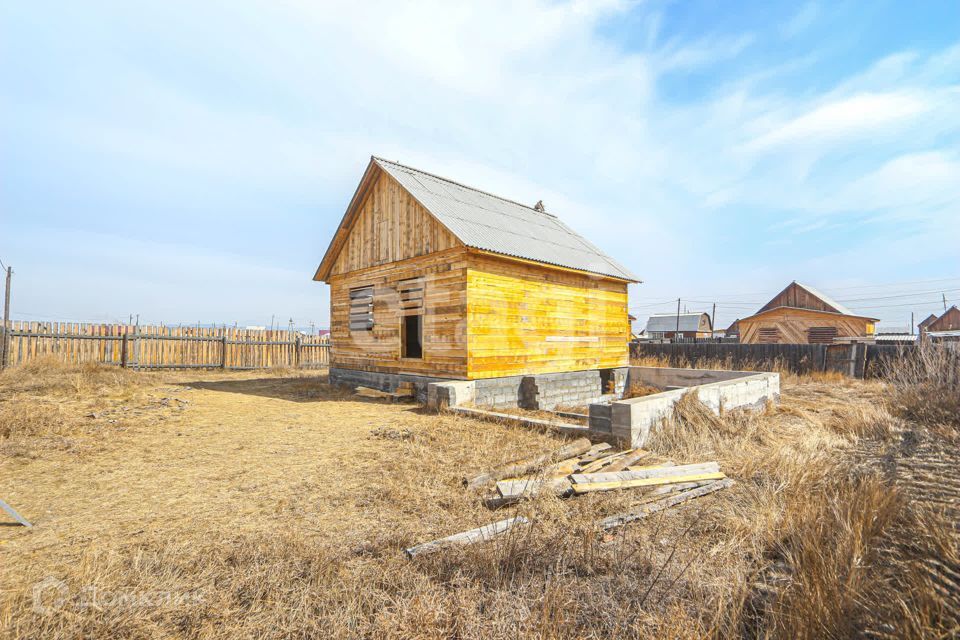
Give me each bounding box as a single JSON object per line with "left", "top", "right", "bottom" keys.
{"left": 848, "top": 299, "right": 953, "bottom": 310}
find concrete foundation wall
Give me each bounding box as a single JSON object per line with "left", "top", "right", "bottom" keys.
{"left": 606, "top": 367, "right": 780, "bottom": 447}
{"left": 333, "top": 366, "right": 628, "bottom": 411}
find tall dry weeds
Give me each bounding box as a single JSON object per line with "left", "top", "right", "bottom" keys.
{"left": 883, "top": 342, "right": 960, "bottom": 429}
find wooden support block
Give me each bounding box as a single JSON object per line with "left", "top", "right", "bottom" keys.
{"left": 598, "top": 478, "right": 734, "bottom": 530}
{"left": 405, "top": 516, "right": 529, "bottom": 558}
{"left": 571, "top": 471, "right": 727, "bottom": 495}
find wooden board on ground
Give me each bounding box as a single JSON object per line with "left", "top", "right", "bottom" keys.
{"left": 570, "top": 461, "right": 720, "bottom": 485}
{"left": 576, "top": 443, "right": 614, "bottom": 464}
{"left": 463, "top": 437, "right": 592, "bottom": 489}
{"left": 405, "top": 516, "right": 529, "bottom": 558}
{"left": 600, "top": 449, "right": 651, "bottom": 472}
{"left": 355, "top": 385, "right": 413, "bottom": 401}
{"left": 598, "top": 478, "right": 734, "bottom": 530}
{"left": 571, "top": 471, "right": 727, "bottom": 495}
{"left": 579, "top": 448, "right": 634, "bottom": 474}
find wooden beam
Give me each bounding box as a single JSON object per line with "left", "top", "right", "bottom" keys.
{"left": 463, "top": 437, "right": 592, "bottom": 489}
{"left": 405, "top": 516, "right": 529, "bottom": 558}
{"left": 570, "top": 462, "right": 720, "bottom": 485}
{"left": 598, "top": 478, "right": 734, "bottom": 530}
{"left": 571, "top": 471, "right": 727, "bottom": 495}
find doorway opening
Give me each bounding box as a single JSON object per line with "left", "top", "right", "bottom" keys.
{"left": 402, "top": 314, "right": 423, "bottom": 359}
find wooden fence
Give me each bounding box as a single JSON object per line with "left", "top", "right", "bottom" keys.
{"left": 0, "top": 321, "right": 331, "bottom": 371}
{"left": 631, "top": 341, "right": 917, "bottom": 378}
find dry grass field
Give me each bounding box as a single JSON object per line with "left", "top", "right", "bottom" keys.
{"left": 1, "top": 355, "right": 958, "bottom": 638}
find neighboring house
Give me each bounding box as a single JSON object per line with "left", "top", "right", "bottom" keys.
{"left": 874, "top": 326, "right": 917, "bottom": 345}
{"left": 926, "top": 306, "right": 960, "bottom": 342}
{"left": 313, "top": 156, "right": 640, "bottom": 381}
{"left": 737, "top": 281, "right": 878, "bottom": 344}
{"left": 927, "top": 306, "right": 960, "bottom": 332}
{"left": 725, "top": 319, "right": 740, "bottom": 341}
{"left": 917, "top": 313, "right": 938, "bottom": 334}
{"left": 644, "top": 312, "right": 712, "bottom": 340}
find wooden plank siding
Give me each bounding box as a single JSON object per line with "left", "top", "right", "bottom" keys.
{"left": 739, "top": 308, "right": 876, "bottom": 344}
{"left": 465, "top": 253, "right": 629, "bottom": 378}
{"left": 327, "top": 170, "right": 460, "bottom": 278}
{"left": 759, "top": 282, "right": 843, "bottom": 314}
{"left": 327, "top": 248, "right": 469, "bottom": 378}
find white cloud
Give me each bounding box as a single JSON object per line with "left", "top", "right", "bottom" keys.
{"left": 743, "top": 92, "right": 931, "bottom": 151}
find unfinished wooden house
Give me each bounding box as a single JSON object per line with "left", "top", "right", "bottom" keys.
{"left": 737, "top": 282, "right": 878, "bottom": 344}
{"left": 314, "top": 157, "right": 639, "bottom": 404}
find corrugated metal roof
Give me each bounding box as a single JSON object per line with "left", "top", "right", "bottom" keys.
{"left": 875, "top": 334, "right": 917, "bottom": 342}
{"left": 793, "top": 282, "right": 855, "bottom": 316}
{"left": 373, "top": 158, "right": 639, "bottom": 281}
{"left": 875, "top": 325, "right": 911, "bottom": 335}
{"left": 645, "top": 312, "right": 708, "bottom": 333}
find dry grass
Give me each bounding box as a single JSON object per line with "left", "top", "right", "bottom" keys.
{"left": 883, "top": 342, "right": 960, "bottom": 429}
{"left": 0, "top": 359, "right": 956, "bottom": 638}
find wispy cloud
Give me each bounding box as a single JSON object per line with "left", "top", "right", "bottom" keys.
{"left": 781, "top": 2, "right": 819, "bottom": 39}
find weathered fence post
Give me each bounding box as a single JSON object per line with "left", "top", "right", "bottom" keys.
{"left": 294, "top": 335, "right": 302, "bottom": 368}
{"left": 220, "top": 335, "right": 228, "bottom": 370}
{"left": 1, "top": 265, "right": 11, "bottom": 369}
{"left": 121, "top": 332, "right": 129, "bottom": 368}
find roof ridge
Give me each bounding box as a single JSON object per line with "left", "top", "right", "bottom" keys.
{"left": 372, "top": 156, "right": 559, "bottom": 218}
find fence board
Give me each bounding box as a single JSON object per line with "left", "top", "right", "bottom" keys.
{"left": 0, "top": 323, "right": 330, "bottom": 371}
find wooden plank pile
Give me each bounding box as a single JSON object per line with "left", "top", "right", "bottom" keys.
{"left": 465, "top": 438, "right": 731, "bottom": 514}
{"left": 404, "top": 438, "right": 732, "bottom": 560}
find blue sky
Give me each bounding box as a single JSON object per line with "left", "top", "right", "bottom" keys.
{"left": 2, "top": 0, "right": 958, "bottom": 330}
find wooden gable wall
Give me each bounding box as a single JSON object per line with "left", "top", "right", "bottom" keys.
{"left": 929, "top": 307, "right": 960, "bottom": 332}
{"left": 328, "top": 169, "right": 461, "bottom": 278}
{"left": 759, "top": 282, "right": 840, "bottom": 314}
{"left": 739, "top": 308, "right": 873, "bottom": 344}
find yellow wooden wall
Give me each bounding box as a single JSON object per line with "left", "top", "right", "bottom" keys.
{"left": 328, "top": 248, "right": 469, "bottom": 378}
{"left": 328, "top": 170, "right": 460, "bottom": 278}
{"left": 739, "top": 308, "right": 875, "bottom": 344}
{"left": 465, "top": 254, "right": 629, "bottom": 378}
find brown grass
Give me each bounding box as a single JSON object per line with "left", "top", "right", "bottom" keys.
{"left": 0, "top": 360, "right": 956, "bottom": 638}
{"left": 883, "top": 341, "right": 960, "bottom": 428}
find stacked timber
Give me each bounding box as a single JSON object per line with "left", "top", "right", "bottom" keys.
{"left": 404, "top": 440, "right": 732, "bottom": 560}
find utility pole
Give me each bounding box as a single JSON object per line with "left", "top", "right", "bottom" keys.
{"left": 675, "top": 298, "right": 681, "bottom": 341}
{"left": 711, "top": 302, "right": 717, "bottom": 333}
{"left": 944, "top": 293, "right": 949, "bottom": 311}
{"left": 911, "top": 311, "right": 914, "bottom": 336}
{"left": 1, "top": 266, "right": 11, "bottom": 369}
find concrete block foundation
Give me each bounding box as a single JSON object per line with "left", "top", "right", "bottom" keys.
{"left": 605, "top": 367, "right": 780, "bottom": 447}
{"left": 330, "top": 365, "right": 779, "bottom": 449}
